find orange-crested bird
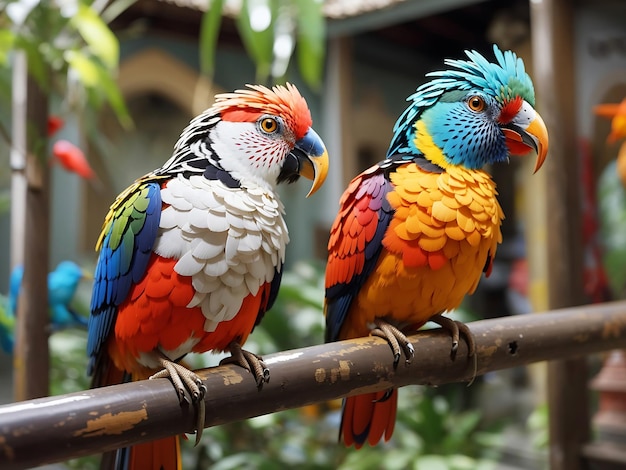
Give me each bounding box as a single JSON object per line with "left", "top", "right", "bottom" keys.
{"left": 324, "top": 45, "right": 548, "bottom": 448}
{"left": 87, "top": 84, "right": 329, "bottom": 469}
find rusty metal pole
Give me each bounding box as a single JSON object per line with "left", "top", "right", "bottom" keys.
{"left": 10, "top": 50, "right": 51, "bottom": 401}
{"left": 529, "top": 1, "right": 588, "bottom": 469}
{"left": 1, "top": 303, "right": 626, "bottom": 470}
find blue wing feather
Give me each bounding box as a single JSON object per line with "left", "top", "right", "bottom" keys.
{"left": 87, "top": 182, "right": 162, "bottom": 374}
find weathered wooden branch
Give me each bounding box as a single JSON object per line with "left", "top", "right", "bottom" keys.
{"left": 2, "top": 301, "right": 626, "bottom": 469}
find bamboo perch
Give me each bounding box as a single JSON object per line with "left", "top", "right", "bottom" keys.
{"left": 2, "top": 301, "right": 626, "bottom": 469}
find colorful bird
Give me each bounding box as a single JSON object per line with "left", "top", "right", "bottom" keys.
{"left": 87, "top": 83, "right": 328, "bottom": 469}
{"left": 324, "top": 45, "right": 548, "bottom": 448}
{"left": 1, "top": 261, "right": 89, "bottom": 355}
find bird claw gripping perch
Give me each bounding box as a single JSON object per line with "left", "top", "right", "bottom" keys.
{"left": 371, "top": 319, "right": 415, "bottom": 367}
{"left": 429, "top": 314, "right": 478, "bottom": 384}
{"left": 150, "top": 355, "right": 207, "bottom": 446}
{"left": 220, "top": 341, "right": 271, "bottom": 389}
{"left": 429, "top": 314, "right": 476, "bottom": 359}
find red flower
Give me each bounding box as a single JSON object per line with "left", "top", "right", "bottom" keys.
{"left": 47, "top": 116, "right": 64, "bottom": 137}
{"left": 52, "top": 140, "right": 95, "bottom": 180}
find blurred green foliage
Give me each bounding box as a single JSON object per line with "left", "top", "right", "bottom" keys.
{"left": 201, "top": 0, "right": 326, "bottom": 88}
{"left": 598, "top": 160, "right": 626, "bottom": 299}
{"left": 0, "top": 0, "right": 133, "bottom": 127}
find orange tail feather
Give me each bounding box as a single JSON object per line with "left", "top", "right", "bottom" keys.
{"left": 340, "top": 389, "right": 398, "bottom": 448}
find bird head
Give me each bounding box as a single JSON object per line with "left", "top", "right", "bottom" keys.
{"left": 164, "top": 83, "right": 329, "bottom": 197}
{"left": 388, "top": 45, "right": 548, "bottom": 173}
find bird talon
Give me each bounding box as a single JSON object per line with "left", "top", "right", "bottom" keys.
{"left": 372, "top": 319, "right": 412, "bottom": 368}
{"left": 405, "top": 343, "right": 415, "bottom": 365}
{"left": 392, "top": 353, "right": 401, "bottom": 367}
{"left": 227, "top": 341, "right": 270, "bottom": 388}
{"left": 194, "top": 398, "right": 206, "bottom": 447}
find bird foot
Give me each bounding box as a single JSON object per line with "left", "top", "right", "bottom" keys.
{"left": 429, "top": 314, "right": 477, "bottom": 385}
{"left": 220, "top": 341, "right": 270, "bottom": 389}
{"left": 150, "top": 355, "right": 207, "bottom": 446}
{"left": 370, "top": 319, "right": 415, "bottom": 367}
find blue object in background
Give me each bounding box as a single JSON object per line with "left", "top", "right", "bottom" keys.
{"left": 0, "top": 261, "right": 89, "bottom": 354}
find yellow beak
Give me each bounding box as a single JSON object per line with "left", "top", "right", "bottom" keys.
{"left": 293, "top": 128, "right": 329, "bottom": 197}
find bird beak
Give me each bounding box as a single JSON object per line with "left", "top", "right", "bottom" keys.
{"left": 502, "top": 108, "right": 549, "bottom": 174}
{"left": 292, "top": 128, "right": 329, "bottom": 197}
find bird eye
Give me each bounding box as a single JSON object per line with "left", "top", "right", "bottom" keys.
{"left": 260, "top": 117, "right": 279, "bottom": 134}
{"left": 467, "top": 95, "right": 486, "bottom": 113}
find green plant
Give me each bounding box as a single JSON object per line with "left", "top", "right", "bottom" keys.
{"left": 0, "top": 0, "right": 132, "bottom": 127}
{"left": 200, "top": 0, "right": 326, "bottom": 88}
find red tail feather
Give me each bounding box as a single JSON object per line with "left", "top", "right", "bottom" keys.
{"left": 340, "top": 389, "right": 397, "bottom": 448}
{"left": 126, "top": 438, "right": 181, "bottom": 470}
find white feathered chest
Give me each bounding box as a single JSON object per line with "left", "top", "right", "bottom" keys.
{"left": 154, "top": 174, "right": 289, "bottom": 333}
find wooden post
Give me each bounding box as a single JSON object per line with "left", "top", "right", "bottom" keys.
{"left": 529, "top": 1, "right": 589, "bottom": 469}
{"left": 10, "top": 51, "right": 51, "bottom": 400}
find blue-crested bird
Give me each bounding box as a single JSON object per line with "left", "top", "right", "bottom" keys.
{"left": 324, "top": 45, "right": 548, "bottom": 448}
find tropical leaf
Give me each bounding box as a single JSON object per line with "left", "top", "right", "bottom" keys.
{"left": 65, "top": 48, "right": 132, "bottom": 129}
{"left": 0, "top": 29, "right": 15, "bottom": 65}
{"left": 237, "top": 0, "right": 275, "bottom": 82}
{"left": 71, "top": 4, "right": 119, "bottom": 69}
{"left": 294, "top": 0, "right": 325, "bottom": 88}
{"left": 199, "top": 0, "right": 224, "bottom": 78}
{"left": 100, "top": 0, "right": 138, "bottom": 24}
{"left": 65, "top": 49, "right": 100, "bottom": 87}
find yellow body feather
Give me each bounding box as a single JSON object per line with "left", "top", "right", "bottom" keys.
{"left": 338, "top": 163, "right": 503, "bottom": 339}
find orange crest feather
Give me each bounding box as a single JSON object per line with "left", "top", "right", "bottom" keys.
{"left": 214, "top": 83, "right": 312, "bottom": 139}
